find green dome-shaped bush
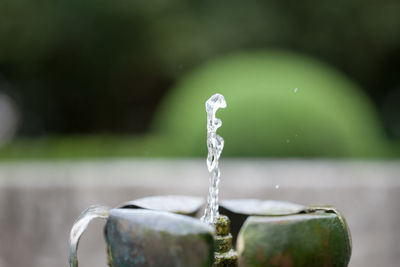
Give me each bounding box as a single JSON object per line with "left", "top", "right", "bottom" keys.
{"left": 152, "top": 50, "right": 388, "bottom": 157}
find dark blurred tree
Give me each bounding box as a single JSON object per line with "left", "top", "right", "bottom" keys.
{"left": 0, "top": 0, "right": 399, "bottom": 138}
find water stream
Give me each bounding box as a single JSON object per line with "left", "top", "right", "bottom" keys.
{"left": 201, "top": 93, "right": 227, "bottom": 225}
{"left": 69, "top": 205, "right": 110, "bottom": 267}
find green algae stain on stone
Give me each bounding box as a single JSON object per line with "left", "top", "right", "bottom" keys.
{"left": 213, "top": 215, "right": 238, "bottom": 267}
{"left": 215, "top": 234, "right": 233, "bottom": 253}
{"left": 216, "top": 215, "right": 231, "bottom": 236}
{"left": 214, "top": 250, "right": 238, "bottom": 267}
{"left": 107, "top": 244, "right": 114, "bottom": 267}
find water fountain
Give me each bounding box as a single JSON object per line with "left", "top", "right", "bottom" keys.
{"left": 69, "top": 93, "right": 352, "bottom": 267}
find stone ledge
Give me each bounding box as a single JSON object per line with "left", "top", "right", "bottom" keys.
{"left": 0, "top": 159, "right": 399, "bottom": 267}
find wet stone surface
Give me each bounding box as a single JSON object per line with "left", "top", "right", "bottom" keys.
{"left": 219, "top": 199, "right": 306, "bottom": 246}
{"left": 106, "top": 209, "right": 214, "bottom": 267}
{"left": 120, "top": 195, "right": 204, "bottom": 217}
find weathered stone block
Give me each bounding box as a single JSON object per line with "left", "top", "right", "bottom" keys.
{"left": 237, "top": 212, "right": 351, "bottom": 267}
{"left": 106, "top": 209, "right": 214, "bottom": 267}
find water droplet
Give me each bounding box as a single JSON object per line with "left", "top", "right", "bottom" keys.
{"left": 294, "top": 88, "right": 298, "bottom": 93}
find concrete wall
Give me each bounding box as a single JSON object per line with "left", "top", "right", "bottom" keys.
{"left": 0, "top": 159, "right": 399, "bottom": 267}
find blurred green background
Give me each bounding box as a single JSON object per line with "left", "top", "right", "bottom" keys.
{"left": 0, "top": 0, "right": 399, "bottom": 159}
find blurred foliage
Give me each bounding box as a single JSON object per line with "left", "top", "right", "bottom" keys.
{"left": 0, "top": 0, "right": 399, "bottom": 158}
{"left": 0, "top": 0, "right": 399, "bottom": 137}
{"left": 153, "top": 51, "right": 392, "bottom": 158}
{"left": 0, "top": 136, "right": 150, "bottom": 159}
{"left": 0, "top": 135, "right": 189, "bottom": 159}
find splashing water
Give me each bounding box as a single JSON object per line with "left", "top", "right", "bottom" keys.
{"left": 201, "top": 93, "right": 226, "bottom": 225}
{"left": 69, "top": 205, "right": 109, "bottom": 267}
